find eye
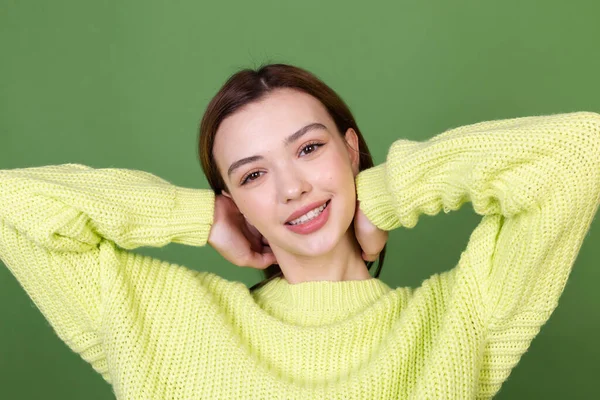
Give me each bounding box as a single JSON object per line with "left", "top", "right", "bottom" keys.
{"left": 240, "top": 170, "right": 263, "bottom": 185}
{"left": 299, "top": 141, "right": 325, "bottom": 157}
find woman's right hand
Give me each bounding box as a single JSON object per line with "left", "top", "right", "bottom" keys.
{"left": 208, "top": 194, "right": 277, "bottom": 269}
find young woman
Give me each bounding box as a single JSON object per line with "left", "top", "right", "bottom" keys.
{"left": 0, "top": 64, "right": 599, "bottom": 399}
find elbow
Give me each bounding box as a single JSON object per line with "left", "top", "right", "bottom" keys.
{"left": 570, "top": 112, "right": 600, "bottom": 203}
{"left": 544, "top": 112, "right": 600, "bottom": 212}
{"left": 561, "top": 112, "right": 600, "bottom": 166}
{"left": 578, "top": 111, "right": 600, "bottom": 168}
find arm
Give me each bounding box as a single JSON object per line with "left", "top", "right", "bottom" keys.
{"left": 355, "top": 111, "right": 600, "bottom": 395}
{"left": 356, "top": 110, "right": 600, "bottom": 324}
{"left": 0, "top": 163, "right": 214, "bottom": 252}
{"left": 0, "top": 164, "right": 215, "bottom": 372}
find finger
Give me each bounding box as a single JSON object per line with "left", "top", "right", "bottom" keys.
{"left": 245, "top": 221, "right": 269, "bottom": 251}
{"left": 246, "top": 249, "right": 277, "bottom": 269}
{"left": 242, "top": 224, "right": 263, "bottom": 252}
{"left": 246, "top": 220, "right": 261, "bottom": 237}
{"left": 362, "top": 251, "right": 380, "bottom": 262}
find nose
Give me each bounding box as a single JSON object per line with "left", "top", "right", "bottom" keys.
{"left": 276, "top": 164, "right": 312, "bottom": 204}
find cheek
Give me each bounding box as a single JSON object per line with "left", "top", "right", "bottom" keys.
{"left": 328, "top": 161, "right": 358, "bottom": 215}
{"left": 323, "top": 156, "right": 356, "bottom": 194}
{"left": 236, "top": 191, "right": 277, "bottom": 232}
{"left": 315, "top": 150, "right": 354, "bottom": 183}
{"left": 317, "top": 161, "right": 357, "bottom": 223}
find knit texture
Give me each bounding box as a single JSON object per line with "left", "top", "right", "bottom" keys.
{"left": 1, "top": 112, "right": 599, "bottom": 399}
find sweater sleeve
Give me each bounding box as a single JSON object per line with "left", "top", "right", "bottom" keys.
{"left": 356, "top": 111, "right": 600, "bottom": 324}
{"left": 0, "top": 163, "right": 215, "bottom": 252}
{"left": 0, "top": 164, "right": 215, "bottom": 367}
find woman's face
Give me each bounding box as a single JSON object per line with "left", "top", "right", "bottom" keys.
{"left": 213, "top": 88, "right": 360, "bottom": 258}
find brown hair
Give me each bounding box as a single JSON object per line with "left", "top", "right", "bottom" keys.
{"left": 198, "top": 63, "right": 386, "bottom": 291}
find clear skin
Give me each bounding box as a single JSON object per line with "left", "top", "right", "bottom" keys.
{"left": 208, "top": 88, "right": 387, "bottom": 284}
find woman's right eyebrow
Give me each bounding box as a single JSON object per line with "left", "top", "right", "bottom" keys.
{"left": 227, "top": 122, "right": 327, "bottom": 177}
{"left": 227, "top": 155, "right": 263, "bottom": 178}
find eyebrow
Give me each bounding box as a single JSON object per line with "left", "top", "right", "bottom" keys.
{"left": 226, "top": 122, "right": 327, "bottom": 178}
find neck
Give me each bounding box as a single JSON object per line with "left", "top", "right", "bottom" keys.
{"left": 273, "top": 226, "right": 372, "bottom": 284}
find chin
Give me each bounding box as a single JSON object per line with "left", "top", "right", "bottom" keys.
{"left": 297, "top": 221, "right": 352, "bottom": 256}
{"left": 303, "top": 234, "right": 339, "bottom": 255}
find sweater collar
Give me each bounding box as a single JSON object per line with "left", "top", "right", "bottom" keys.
{"left": 251, "top": 276, "right": 392, "bottom": 324}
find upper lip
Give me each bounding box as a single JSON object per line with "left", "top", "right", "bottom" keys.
{"left": 285, "top": 199, "right": 330, "bottom": 224}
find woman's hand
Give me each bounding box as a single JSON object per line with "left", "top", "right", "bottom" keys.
{"left": 354, "top": 200, "right": 388, "bottom": 262}
{"left": 208, "top": 195, "right": 277, "bottom": 269}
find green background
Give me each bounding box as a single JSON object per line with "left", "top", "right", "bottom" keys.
{"left": 1, "top": 0, "right": 599, "bottom": 398}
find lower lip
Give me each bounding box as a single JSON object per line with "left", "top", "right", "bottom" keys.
{"left": 285, "top": 201, "right": 331, "bottom": 235}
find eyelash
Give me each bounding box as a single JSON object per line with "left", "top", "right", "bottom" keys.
{"left": 240, "top": 141, "right": 325, "bottom": 185}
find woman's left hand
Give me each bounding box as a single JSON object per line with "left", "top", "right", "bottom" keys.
{"left": 353, "top": 200, "right": 388, "bottom": 262}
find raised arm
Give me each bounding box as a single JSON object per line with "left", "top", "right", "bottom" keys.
{"left": 357, "top": 112, "right": 599, "bottom": 313}
{"left": 0, "top": 164, "right": 215, "bottom": 376}
{"left": 0, "top": 163, "right": 215, "bottom": 252}
{"left": 355, "top": 112, "right": 600, "bottom": 396}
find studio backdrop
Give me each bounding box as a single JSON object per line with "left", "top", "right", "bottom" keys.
{"left": 1, "top": 0, "right": 599, "bottom": 399}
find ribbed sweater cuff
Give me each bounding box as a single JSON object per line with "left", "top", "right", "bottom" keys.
{"left": 172, "top": 187, "right": 215, "bottom": 246}
{"left": 355, "top": 163, "right": 401, "bottom": 231}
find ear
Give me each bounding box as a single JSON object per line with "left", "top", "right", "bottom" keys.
{"left": 344, "top": 128, "right": 360, "bottom": 176}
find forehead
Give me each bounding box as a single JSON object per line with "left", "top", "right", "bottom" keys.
{"left": 213, "top": 88, "right": 334, "bottom": 162}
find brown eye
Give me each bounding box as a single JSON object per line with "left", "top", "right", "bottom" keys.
{"left": 299, "top": 142, "right": 324, "bottom": 157}
{"left": 241, "top": 171, "right": 263, "bottom": 185}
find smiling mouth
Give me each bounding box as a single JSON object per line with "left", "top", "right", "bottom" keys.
{"left": 285, "top": 200, "right": 331, "bottom": 226}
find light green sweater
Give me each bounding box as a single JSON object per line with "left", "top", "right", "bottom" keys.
{"left": 1, "top": 112, "right": 599, "bottom": 399}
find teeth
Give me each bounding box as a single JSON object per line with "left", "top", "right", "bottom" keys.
{"left": 288, "top": 202, "right": 328, "bottom": 225}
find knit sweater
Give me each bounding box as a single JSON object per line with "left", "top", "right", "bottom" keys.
{"left": 1, "top": 112, "right": 599, "bottom": 399}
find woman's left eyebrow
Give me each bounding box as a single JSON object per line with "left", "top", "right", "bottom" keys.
{"left": 283, "top": 122, "right": 327, "bottom": 146}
